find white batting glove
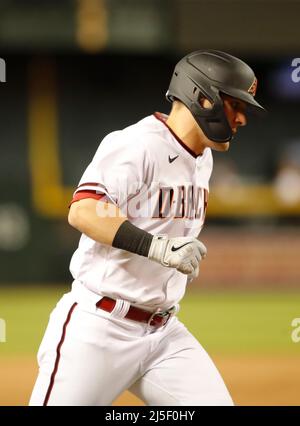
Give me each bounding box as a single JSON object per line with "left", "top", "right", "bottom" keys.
{"left": 148, "top": 235, "right": 207, "bottom": 275}
{"left": 187, "top": 265, "right": 200, "bottom": 284}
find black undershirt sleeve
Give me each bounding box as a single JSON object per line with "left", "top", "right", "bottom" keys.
{"left": 112, "top": 220, "right": 154, "bottom": 257}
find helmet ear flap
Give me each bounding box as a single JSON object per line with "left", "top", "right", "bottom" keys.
{"left": 190, "top": 91, "right": 233, "bottom": 142}
{"left": 194, "top": 111, "right": 232, "bottom": 143}
{"left": 167, "top": 71, "right": 233, "bottom": 142}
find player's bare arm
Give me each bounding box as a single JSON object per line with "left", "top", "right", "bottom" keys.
{"left": 68, "top": 198, "right": 127, "bottom": 246}
{"left": 69, "top": 198, "right": 206, "bottom": 277}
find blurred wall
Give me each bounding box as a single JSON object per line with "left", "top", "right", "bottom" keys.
{"left": 0, "top": 0, "right": 299, "bottom": 55}
{"left": 0, "top": 0, "right": 299, "bottom": 285}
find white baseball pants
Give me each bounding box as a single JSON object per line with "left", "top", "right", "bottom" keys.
{"left": 29, "top": 282, "right": 233, "bottom": 406}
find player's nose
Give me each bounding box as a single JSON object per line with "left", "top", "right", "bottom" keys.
{"left": 235, "top": 111, "right": 247, "bottom": 127}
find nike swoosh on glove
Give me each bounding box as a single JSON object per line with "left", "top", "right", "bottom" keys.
{"left": 148, "top": 235, "right": 207, "bottom": 275}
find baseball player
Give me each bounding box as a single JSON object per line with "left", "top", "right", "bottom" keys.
{"left": 29, "top": 50, "right": 265, "bottom": 406}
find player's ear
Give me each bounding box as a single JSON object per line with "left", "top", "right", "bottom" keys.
{"left": 199, "top": 96, "right": 213, "bottom": 109}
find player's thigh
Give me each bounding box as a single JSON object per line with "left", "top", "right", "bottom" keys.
{"left": 30, "top": 296, "right": 136, "bottom": 406}
{"left": 130, "top": 321, "right": 233, "bottom": 406}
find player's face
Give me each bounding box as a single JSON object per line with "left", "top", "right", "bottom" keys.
{"left": 199, "top": 95, "right": 247, "bottom": 152}
{"left": 222, "top": 94, "right": 247, "bottom": 134}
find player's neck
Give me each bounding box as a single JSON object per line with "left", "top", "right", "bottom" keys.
{"left": 166, "top": 108, "right": 206, "bottom": 156}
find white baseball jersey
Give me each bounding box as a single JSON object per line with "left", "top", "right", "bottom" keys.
{"left": 69, "top": 112, "right": 213, "bottom": 310}
{"left": 30, "top": 112, "right": 233, "bottom": 407}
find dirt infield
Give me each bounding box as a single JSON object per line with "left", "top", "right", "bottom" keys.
{"left": 1, "top": 355, "right": 299, "bottom": 406}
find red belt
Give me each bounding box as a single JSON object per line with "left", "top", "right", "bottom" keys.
{"left": 96, "top": 297, "right": 175, "bottom": 329}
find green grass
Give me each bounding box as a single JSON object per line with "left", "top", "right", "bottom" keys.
{"left": 0, "top": 286, "right": 68, "bottom": 356}
{"left": 0, "top": 287, "right": 300, "bottom": 356}
{"left": 179, "top": 292, "right": 300, "bottom": 354}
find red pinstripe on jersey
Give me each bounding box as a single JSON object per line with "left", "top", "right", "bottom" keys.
{"left": 43, "top": 303, "right": 78, "bottom": 406}
{"left": 153, "top": 112, "right": 198, "bottom": 159}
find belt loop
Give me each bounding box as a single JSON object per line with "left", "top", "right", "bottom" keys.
{"left": 110, "top": 299, "right": 130, "bottom": 319}
{"left": 118, "top": 300, "right": 130, "bottom": 318}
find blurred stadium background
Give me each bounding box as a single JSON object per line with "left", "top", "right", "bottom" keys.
{"left": 0, "top": 0, "right": 300, "bottom": 406}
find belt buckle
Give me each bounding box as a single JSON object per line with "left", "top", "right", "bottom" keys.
{"left": 147, "top": 306, "right": 176, "bottom": 329}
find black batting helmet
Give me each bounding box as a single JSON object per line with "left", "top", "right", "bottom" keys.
{"left": 166, "top": 50, "right": 266, "bottom": 142}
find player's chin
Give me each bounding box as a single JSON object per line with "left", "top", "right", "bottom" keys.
{"left": 211, "top": 141, "right": 230, "bottom": 152}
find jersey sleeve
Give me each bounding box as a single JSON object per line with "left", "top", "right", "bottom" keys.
{"left": 69, "top": 190, "right": 108, "bottom": 207}
{"left": 71, "top": 132, "right": 152, "bottom": 209}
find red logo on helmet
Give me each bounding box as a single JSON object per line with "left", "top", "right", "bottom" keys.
{"left": 248, "top": 78, "right": 258, "bottom": 97}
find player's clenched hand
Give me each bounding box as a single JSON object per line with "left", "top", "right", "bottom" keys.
{"left": 148, "top": 236, "right": 207, "bottom": 275}
{"left": 187, "top": 264, "right": 200, "bottom": 284}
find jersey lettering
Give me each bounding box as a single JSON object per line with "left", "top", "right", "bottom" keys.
{"left": 152, "top": 184, "right": 208, "bottom": 225}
